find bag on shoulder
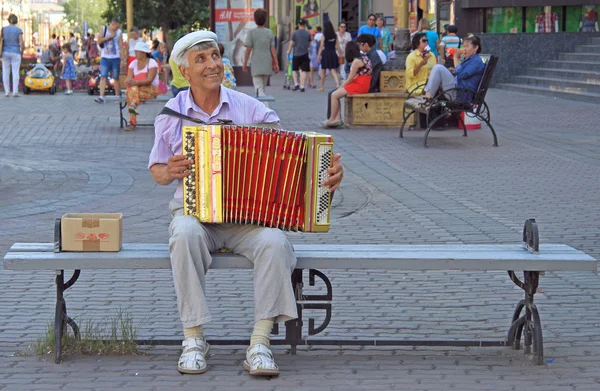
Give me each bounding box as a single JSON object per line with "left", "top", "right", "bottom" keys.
{"left": 98, "top": 25, "right": 108, "bottom": 49}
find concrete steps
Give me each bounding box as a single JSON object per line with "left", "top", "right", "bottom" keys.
{"left": 559, "top": 52, "right": 600, "bottom": 62}
{"left": 499, "top": 38, "right": 600, "bottom": 103}
{"left": 526, "top": 68, "right": 600, "bottom": 83}
{"left": 544, "top": 60, "right": 600, "bottom": 72}
{"left": 511, "top": 75, "right": 600, "bottom": 94}
{"left": 496, "top": 83, "right": 600, "bottom": 103}
{"left": 573, "top": 45, "right": 600, "bottom": 53}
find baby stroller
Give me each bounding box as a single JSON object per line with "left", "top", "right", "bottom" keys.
{"left": 283, "top": 54, "right": 294, "bottom": 90}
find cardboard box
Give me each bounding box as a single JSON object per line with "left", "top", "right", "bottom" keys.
{"left": 61, "top": 213, "right": 122, "bottom": 252}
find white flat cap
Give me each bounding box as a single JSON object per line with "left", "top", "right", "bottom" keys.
{"left": 172, "top": 31, "right": 218, "bottom": 61}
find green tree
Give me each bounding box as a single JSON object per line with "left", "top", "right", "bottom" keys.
{"left": 102, "top": 0, "right": 210, "bottom": 48}
{"left": 63, "top": 0, "right": 108, "bottom": 35}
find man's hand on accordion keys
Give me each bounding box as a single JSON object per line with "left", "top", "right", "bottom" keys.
{"left": 322, "top": 153, "right": 343, "bottom": 192}
{"left": 167, "top": 155, "right": 194, "bottom": 181}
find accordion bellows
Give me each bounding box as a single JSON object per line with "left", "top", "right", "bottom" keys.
{"left": 183, "top": 125, "right": 333, "bottom": 232}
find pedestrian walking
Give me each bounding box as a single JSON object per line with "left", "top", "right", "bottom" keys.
{"left": 242, "top": 8, "right": 279, "bottom": 96}
{"left": 376, "top": 17, "right": 393, "bottom": 56}
{"left": 336, "top": 22, "right": 351, "bottom": 79}
{"left": 1, "top": 14, "right": 24, "bottom": 97}
{"left": 317, "top": 21, "right": 341, "bottom": 90}
{"left": 357, "top": 14, "right": 382, "bottom": 50}
{"left": 94, "top": 17, "right": 122, "bottom": 103}
{"left": 69, "top": 32, "right": 78, "bottom": 62}
{"left": 286, "top": 19, "right": 310, "bottom": 92}
{"left": 86, "top": 34, "right": 99, "bottom": 65}
{"left": 127, "top": 27, "right": 144, "bottom": 68}
{"left": 308, "top": 31, "right": 318, "bottom": 88}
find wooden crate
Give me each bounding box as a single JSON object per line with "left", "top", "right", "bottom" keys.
{"left": 345, "top": 93, "right": 415, "bottom": 127}
{"left": 380, "top": 70, "right": 406, "bottom": 93}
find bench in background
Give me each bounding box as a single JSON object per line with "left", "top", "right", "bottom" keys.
{"left": 3, "top": 220, "right": 596, "bottom": 365}
{"left": 105, "top": 94, "right": 171, "bottom": 129}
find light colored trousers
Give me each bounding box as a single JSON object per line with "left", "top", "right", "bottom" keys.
{"left": 252, "top": 75, "right": 269, "bottom": 96}
{"left": 339, "top": 64, "right": 347, "bottom": 80}
{"left": 168, "top": 199, "right": 298, "bottom": 328}
{"left": 2, "top": 52, "right": 21, "bottom": 95}
{"left": 424, "top": 64, "right": 456, "bottom": 96}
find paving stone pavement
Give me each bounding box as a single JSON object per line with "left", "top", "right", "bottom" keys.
{"left": 1, "top": 73, "right": 599, "bottom": 390}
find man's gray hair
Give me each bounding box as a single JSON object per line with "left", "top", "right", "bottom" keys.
{"left": 174, "top": 41, "right": 218, "bottom": 68}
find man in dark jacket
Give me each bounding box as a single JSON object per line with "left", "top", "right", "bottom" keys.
{"left": 356, "top": 34, "right": 381, "bottom": 93}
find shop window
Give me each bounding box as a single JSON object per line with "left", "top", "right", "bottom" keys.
{"left": 566, "top": 5, "right": 599, "bottom": 32}
{"left": 525, "top": 6, "right": 562, "bottom": 33}
{"left": 485, "top": 7, "right": 523, "bottom": 33}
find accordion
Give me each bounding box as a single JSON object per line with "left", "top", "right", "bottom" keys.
{"left": 182, "top": 125, "right": 334, "bottom": 232}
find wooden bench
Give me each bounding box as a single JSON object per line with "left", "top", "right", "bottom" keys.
{"left": 3, "top": 220, "right": 596, "bottom": 365}
{"left": 105, "top": 94, "right": 171, "bottom": 129}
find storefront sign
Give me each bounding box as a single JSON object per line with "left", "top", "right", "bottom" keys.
{"left": 213, "top": 0, "right": 265, "bottom": 67}
{"left": 215, "top": 8, "right": 257, "bottom": 23}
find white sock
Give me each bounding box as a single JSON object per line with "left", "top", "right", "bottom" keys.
{"left": 250, "top": 319, "right": 274, "bottom": 347}
{"left": 183, "top": 325, "right": 204, "bottom": 339}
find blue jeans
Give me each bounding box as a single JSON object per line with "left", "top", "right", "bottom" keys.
{"left": 172, "top": 85, "right": 189, "bottom": 97}
{"left": 99, "top": 57, "right": 121, "bottom": 78}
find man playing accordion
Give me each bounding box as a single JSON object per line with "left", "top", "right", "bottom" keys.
{"left": 149, "top": 31, "right": 344, "bottom": 376}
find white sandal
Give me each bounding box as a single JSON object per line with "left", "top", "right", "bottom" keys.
{"left": 177, "top": 337, "right": 210, "bottom": 374}
{"left": 243, "top": 343, "right": 280, "bottom": 376}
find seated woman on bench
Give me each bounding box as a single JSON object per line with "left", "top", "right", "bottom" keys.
{"left": 421, "top": 35, "right": 485, "bottom": 105}
{"left": 124, "top": 42, "right": 160, "bottom": 131}
{"left": 322, "top": 40, "right": 372, "bottom": 128}
{"left": 405, "top": 32, "right": 436, "bottom": 95}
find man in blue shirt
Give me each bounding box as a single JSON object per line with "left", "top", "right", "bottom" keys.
{"left": 357, "top": 14, "right": 382, "bottom": 50}
{"left": 423, "top": 35, "right": 485, "bottom": 102}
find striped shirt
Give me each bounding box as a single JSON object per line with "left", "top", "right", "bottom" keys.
{"left": 149, "top": 86, "right": 280, "bottom": 199}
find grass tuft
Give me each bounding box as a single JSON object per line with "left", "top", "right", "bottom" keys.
{"left": 20, "top": 309, "right": 143, "bottom": 357}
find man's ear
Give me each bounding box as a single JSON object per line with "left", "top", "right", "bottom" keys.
{"left": 179, "top": 66, "right": 191, "bottom": 82}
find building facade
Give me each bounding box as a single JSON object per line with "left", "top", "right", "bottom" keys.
{"left": 453, "top": 1, "right": 600, "bottom": 35}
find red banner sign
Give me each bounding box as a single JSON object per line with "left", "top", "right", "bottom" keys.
{"left": 215, "top": 8, "right": 257, "bottom": 23}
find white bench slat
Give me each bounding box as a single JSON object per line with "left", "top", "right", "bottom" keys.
{"left": 3, "top": 244, "right": 597, "bottom": 272}
{"left": 8, "top": 242, "right": 589, "bottom": 254}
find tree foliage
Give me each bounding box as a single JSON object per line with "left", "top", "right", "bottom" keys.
{"left": 102, "top": 0, "right": 210, "bottom": 47}
{"left": 62, "top": 0, "right": 108, "bottom": 35}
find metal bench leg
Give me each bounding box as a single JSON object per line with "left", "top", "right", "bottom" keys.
{"left": 399, "top": 109, "right": 417, "bottom": 138}
{"left": 507, "top": 220, "right": 543, "bottom": 364}
{"left": 423, "top": 112, "right": 448, "bottom": 147}
{"left": 119, "top": 101, "right": 128, "bottom": 128}
{"left": 507, "top": 270, "right": 544, "bottom": 365}
{"left": 456, "top": 113, "right": 467, "bottom": 137}
{"left": 286, "top": 269, "right": 304, "bottom": 355}
{"left": 54, "top": 269, "right": 81, "bottom": 364}
{"left": 481, "top": 117, "right": 499, "bottom": 147}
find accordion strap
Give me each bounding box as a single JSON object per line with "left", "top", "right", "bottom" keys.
{"left": 159, "top": 106, "right": 233, "bottom": 125}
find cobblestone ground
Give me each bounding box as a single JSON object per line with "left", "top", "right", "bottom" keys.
{"left": 0, "top": 73, "right": 599, "bottom": 391}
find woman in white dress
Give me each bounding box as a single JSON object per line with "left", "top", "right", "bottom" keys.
{"left": 336, "top": 22, "right": 352, "bottom": 80}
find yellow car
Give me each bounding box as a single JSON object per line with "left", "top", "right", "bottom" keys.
{"left": 23, "top": 64, "right": 56, "bottom": 95}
